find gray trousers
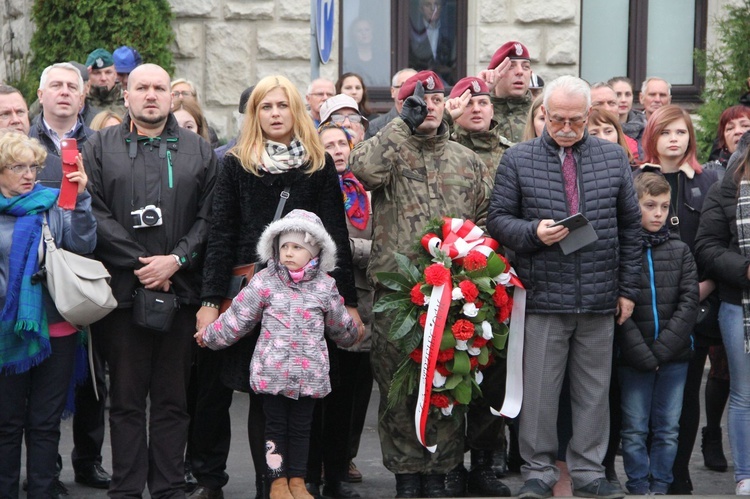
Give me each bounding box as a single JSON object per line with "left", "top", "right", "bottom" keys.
{"left": 519, "top": 313, "right": 613, "bottom": 488}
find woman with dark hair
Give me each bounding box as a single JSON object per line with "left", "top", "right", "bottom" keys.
{"left": 608, "top": 76, "right": 646, "bottom": 144}
{"left": 637, "top": 104, "right": 721, "bottom": 494}
{"left": 173, "top": 99, "right": 211, "bottom": 143}
{"left": 694, "top": 135, "right": 750, "bottom": 495}
{"left": 191, "top": 75, "right": 362, "bottom": 499}
{"left": 336, "top": 73, "right": 378, "bottom": 121}
{"left": 705, "top": 105, "right": 750, "bottom": 173}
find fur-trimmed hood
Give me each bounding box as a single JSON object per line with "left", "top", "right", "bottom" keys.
{"left": 257, "top": 209, "right": 338, "bottom": 273}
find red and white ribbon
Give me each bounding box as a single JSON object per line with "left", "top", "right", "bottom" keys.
{"left": 421, "top": 217, "right": 500, "bottom": 262}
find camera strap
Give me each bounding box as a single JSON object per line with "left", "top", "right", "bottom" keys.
{"left": 127, "top": 132, "right": 163, "bottom": 209}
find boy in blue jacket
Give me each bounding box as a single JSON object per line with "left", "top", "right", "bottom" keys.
{"left": 616, "top": 172, "right": 699, "bottom": 495}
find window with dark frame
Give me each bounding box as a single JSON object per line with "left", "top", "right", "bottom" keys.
{"left": 339, "top": 0, "right": 467, "bottom": 110}
{"left": 580, "top": 0, "right": 707, "bottom": 104}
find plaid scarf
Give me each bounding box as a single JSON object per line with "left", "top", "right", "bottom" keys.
{"left": 736, "top": 178, "right": 750, "bottom": 353}
{"left": 0, "top": 184, "right": 59, "bottom": 373}
{"left": 260, "top": 139, "right": 307, "bottom": 174}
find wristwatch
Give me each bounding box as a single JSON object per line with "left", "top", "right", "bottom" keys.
{"left": 171, "top": 254, "right": 182, "bottom": 268}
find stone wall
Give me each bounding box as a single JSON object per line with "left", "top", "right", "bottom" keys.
{"left": 0, "top": 0, "right": 736, "bottom": 142}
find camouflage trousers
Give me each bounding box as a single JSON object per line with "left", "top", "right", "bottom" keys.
{"left": 371, "top": 296, "right": 465, "bottom": 474}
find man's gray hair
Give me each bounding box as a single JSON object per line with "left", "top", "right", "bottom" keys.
{"left": 640, "top": 77, "right": 671, "bottom": 95}
{"left": 590, "top": 81, "right": 613, "bottom": 91}
{"left": 543, "top": 75, "right": 591, "bottom": 110}
{"left": 39, "top": 62, "right": 84, "bottom": 94}
{"left": 392, "top": 68, "right": 417, "bottom": 87}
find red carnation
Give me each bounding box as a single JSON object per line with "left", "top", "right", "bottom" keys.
{"left": 452, "top": 319, "right": 475, "bottom": 341}
{"left": 472, "top": 337, "right": 488, "bottom": 349}
{"left": 469, "top": 356, "right": 479, "bottom": 370}
{"left": 459, "top": 280, "right": 479, "bottom": 303}
{"left": 493, "top": 286, "right": 510, "bottom": 308}
{"left": 410, "top": 283, "right": 426, "bottom": 306}
{"left": 419, "top": 312, "right": 428, "bottom": 328}
{"left": 424, "top": 263, "right": 450, "bottom": 286}
{"left": 430, "top": 392, "right": 451, "bottom": 408}
{"left": 409, "top": 348, "right": 422, "bottom": 363}
{"left": 436, "top": 363, "right": 451, "bottom": 376}
{"left": 496, "top": 302, "right": 512, "bottom": 323}
{"left": 463, "top": 251, "right": 488, "bottom": 271}
{"left": 437, "top": 348, "right": 455, "bottom": 363}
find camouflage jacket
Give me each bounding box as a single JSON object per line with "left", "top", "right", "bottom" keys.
{"left": 451, "top": 119, "right": 513, "bottom": 180}
{"left": 85, "top": 83, "right": 126, "bottom": 117}
{"left": 350, "top": 118, "right": 491, "bottom": 287}
{"left": 491, "top": 91, "right": 532, "bottom": 143}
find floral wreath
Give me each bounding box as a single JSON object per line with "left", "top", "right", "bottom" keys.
{"left": 374, "top": 217, "right": 522, "bottom": 451}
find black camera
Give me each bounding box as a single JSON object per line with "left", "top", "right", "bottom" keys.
{"left": 131, "top": 205, "right": 163, "bottom": 229}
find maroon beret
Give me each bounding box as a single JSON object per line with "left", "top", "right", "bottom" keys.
{"left": 397, "top": 70, "right": 445, "bottom": 101}
{"left": 449, "top": 77, "right": 490, "bottom": 99}
{"left": 488, "top": 41, "right": 530, "bottom": 70}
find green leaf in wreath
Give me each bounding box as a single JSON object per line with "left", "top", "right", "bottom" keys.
{"left": 485, "top": 252, "right": 506, "bottom": 277}
{"left": 385, "top": 358, "right": 419, "bottom": 415}
{"left": 377, "top": 272, "right": 416, "bottom": 292}
{"left": 492, "top": 327, "right": 509, "bottom": 350}
{"left": 445, "top": 374, "right": 463, "bottom": 389}
{"left": 400, "top": 320, "right": 424, "bottom": 353}
{"left": 478, "top": 345, "right": 489, "bottom": 366}
{"left": 473, "top": 276, "right": 494, "bottom": 294}
{"left": 448, "top": 350, "right": 471, "bottom": 375}
{"left": 440, "top": 330, "right": 457, "bottom": 350}
{"left": 453, "top": 378, "right": 473, "bottom": 404}
{"left": 389, "top": 306, "right": 417, "bottom": 341}
{"left": 373, "top": 293, "right": 413, "bottom": 313}
{"left": 394, "top": 253, "right": 422, "bottom": 283}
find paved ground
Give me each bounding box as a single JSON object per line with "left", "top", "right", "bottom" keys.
{"left": 23, "top": 368, "right": 738, "bottom": 498}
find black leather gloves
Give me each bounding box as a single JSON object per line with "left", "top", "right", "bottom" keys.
{"left": 399, "top": 81, "right": 428, "bottom": 133}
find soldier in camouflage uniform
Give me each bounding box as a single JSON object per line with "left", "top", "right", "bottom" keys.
{"left": 350, "top": 70, "right": 491, "bottom": 498}
{"left": 444, "top": 76, "right": 513, "bottom": 497}
{"left": 478, "top": 41, "right": 533, "bottom": 144}
{"left": 84, "top": 49, "right": 126, "bottom": 117}
{"left": 448, "top": 76, "right": 513, "bottom": 178}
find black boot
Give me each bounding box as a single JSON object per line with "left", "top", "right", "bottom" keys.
{"left": 492, "top": 448, "right": 508, "bottom": 478}
{"left": 506, "top": 419, "right": 523, "bottom": 473}
{"left": 421, "top": 474, "right": 448, "bottom": 498}
{"left": 702, "top": 426, "right": 728, "bottom": 472}
{"left": 444, "top": 464, "right": 467, "bottom": 497}
{"left": 467, "top": 450, "right": 511, "bottom": 497}
{"left": 395, "top": 474, "right": 421, "bottom": 498}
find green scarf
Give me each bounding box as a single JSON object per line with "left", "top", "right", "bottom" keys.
{"left": 0, "top": 184, "right": 59, "bottom": 374}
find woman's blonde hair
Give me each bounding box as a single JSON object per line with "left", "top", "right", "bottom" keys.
{"left": 522, "top": 94, "right": 544, "bottom": 141}
{"left": 89, "top": 110, "right": 123, "bottom": 131}
{"left": 0, "top": 130, "right": 47, "bottom": 169}
{"left": 230, "top": 75, "right": 325, "bottom": 176}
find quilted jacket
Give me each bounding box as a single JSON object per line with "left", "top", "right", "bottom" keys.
{"left": 615, "top": 232, "right": 699, "bottom": 371}
{"left": 487, "top": 129, "right": 642, "bottom": 313}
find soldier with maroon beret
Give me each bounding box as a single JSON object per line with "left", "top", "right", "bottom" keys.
{"left": 478, "top": 41, "right": 533, "bottom": 144}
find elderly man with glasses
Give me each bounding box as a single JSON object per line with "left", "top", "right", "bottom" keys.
{"left": 306, "top": 78, "right": 336, "bottom": 127}
{"left": 487, "top": 75, "right": 641, "bottom": 499}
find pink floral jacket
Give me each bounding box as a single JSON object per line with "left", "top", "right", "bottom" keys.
{"left": 203, "top": 261, "right": 358, "bottom": 399}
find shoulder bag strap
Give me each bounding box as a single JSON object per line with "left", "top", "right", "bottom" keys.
{"left": 272, "top": 186, "right": 291, "bottom": 222}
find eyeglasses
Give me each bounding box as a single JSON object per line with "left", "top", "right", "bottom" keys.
{"left": 548, "top": 114, "right": 588, "bottom": 126}
{"left": 5, "top": 164, "right": 41, "bottom": 175}
{"left": 171, "top": 91, "right": 194, "bottom": 98}
{"left": 310, "top": 92, "right": 335, "bottom": 98}
{"left": 330, "top": 114, "right": 363, "bottom": 124}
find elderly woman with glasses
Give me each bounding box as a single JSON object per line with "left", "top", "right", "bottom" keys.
{"left": 0, "top": 130, "right": 96, "bottom": 498}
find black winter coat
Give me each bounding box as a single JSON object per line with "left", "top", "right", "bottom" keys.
{"left": 83, "top": 114, "right": 217, "bottom": 306}
{"left": 487, "top": 130, "right": 642, "bottom": 314}
{"left": 201, "top": 153, "right": 357, "bottom": 306}
{"left": 694, "top": 172, "right": 750, "bottom": 307}
{"left": 616, "top": 232, "right": 699, "bottom": 371}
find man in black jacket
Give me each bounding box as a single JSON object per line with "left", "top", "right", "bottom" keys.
{"left": 83, "top": 63, "right": 217, "bottom": 498}
{"left": 487, "top": 75, "right": 641, "bottom": 499}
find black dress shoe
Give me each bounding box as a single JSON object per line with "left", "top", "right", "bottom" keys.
{"left": 185, "top": 469, "right": 199, "bottom": 493}
{"left": 74, "top": 463, "right": 111, "bottom": 489}
{"left": 189, "top": 485, "right": 224, "bottom": 499}
{"left": 322, "top": 481, "right": 361, "bottom": 498}
{"left": 395, "top": 473, "right": 421, "bottom": 498}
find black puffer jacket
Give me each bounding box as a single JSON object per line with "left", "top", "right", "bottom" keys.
{"left": 694, "top": 132, "right": 750, "bottom": 306}
{"left": 487, "top": 129, "right": 642, "bottom": 313}
{"left": 201, "top": 153, "right": 357, "bottom": 306}
{"left": 616, "top": 231, "right": 699, "bottom": 371}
